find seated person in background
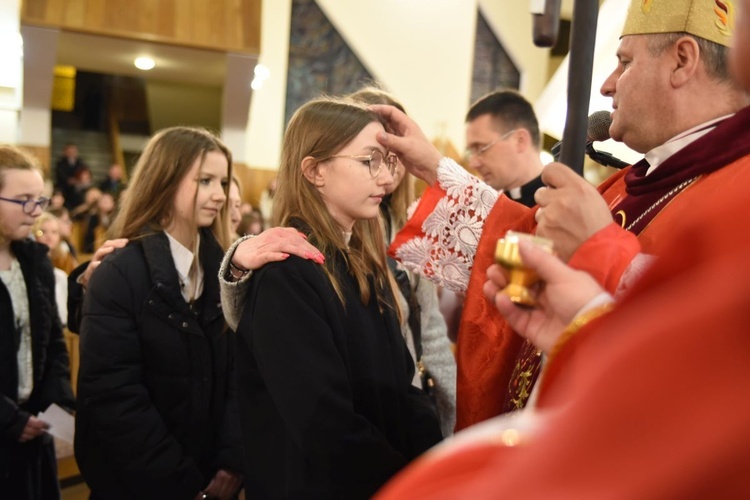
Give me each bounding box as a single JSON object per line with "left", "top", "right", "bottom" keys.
{"left": 64, "top": 165, "right": 93, "bottom": 212}
{"left": 239, "top": 201, "right": 254, "bottom": 216}
{"left": 228, "top": 176, "right": 244, "bottom": 240}
{"left": 32, "top": 212, "right": 70, "bottom": 326}
{"left": 47, "top": 207, "right": 78, "bottom": 270}
{"left": 69, "top": 185, "right": 100, "bottom": 222}
{"left": 224, "top": 97, "right": 443, "bottom": 498}
{"left": 49, "top": 189, "right": 65, "bottom": 210}
{"left": 54, "top": 142, "right": 86, "bottom": 210}
{"left": 236, "top": 209, "right": 264, "bottom": 237}
{"left": 82, "top": 191, "right": 115, "bottom": 254}
{"left": 98, "top": 163, "right": 126, "bottom": 200}
{"left": 258, "top": 176, "right": 276, "bottom": 227}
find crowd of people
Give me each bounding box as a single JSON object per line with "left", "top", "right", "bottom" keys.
{"left": 2, "top": 0, "right": 750, "bottom": 497}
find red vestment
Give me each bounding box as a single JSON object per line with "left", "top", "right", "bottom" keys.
{"left": 377, "top": 148, "right": 750, "bottom": 500}
{"left": 390, "top": 106, "right": 750, "bottom": 431}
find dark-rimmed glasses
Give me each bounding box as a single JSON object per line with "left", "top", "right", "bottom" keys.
{"left": 0, "top": 196, "right": 51, "bottom": 214}
{"left": 323, "top": 150, "right": 398, "bottom": 178}
{"left": 463, "top": 129, "right": 518, "bottom": 160}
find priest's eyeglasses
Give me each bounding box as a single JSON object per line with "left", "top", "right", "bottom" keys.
{"left": 464, "top": 129, "right": 518, "bottom": 160}
{"left": 0, "top": 196, "right": 51, "bottom": 214}
{"left": 325, "top": 150, "right": 398, "bottom": 178}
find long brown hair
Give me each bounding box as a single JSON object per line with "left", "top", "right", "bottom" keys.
{"left": 109, "top": 127, "right": 233, "bottom": 250}
{"left": 275, "top": 96, "right": 399, "bottom": 313}
{"left": 348, "top": 86, "right": 415, "bottom": 233}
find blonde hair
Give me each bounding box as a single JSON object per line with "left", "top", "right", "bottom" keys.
{"left": 32, "top": 212, "right": 59, "bottom": 242}
{"left": 109, "top": 127, "right": 233, "bottom": 250}
{"left": 276, "top": 96, "right": 399, "bottom": 313}
{"left": 0, "top": 145, "right": 42, "bottom": 191}
{"left": 348, "top": 86, "right": 414, "bottom": 232}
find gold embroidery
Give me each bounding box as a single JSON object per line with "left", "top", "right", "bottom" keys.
{"left": 615, "top": 209, "right": 627, "bottom": 228}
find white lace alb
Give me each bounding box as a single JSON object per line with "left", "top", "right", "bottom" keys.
{"left": 394, "top": 158, "right": 499, "bottom": 294}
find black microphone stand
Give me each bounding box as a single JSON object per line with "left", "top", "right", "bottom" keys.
{"left": 585, "top": 143, "right": 630, "bottom": 169}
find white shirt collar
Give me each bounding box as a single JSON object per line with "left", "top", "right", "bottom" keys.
{"left": 164, "top": 231, "right": 203, "bottom": 302}
{"left": 645, "top": 114, "right": 733, "bottom": 175}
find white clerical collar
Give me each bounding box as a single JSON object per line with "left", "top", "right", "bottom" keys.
{"left": 508, "top": 187, "right": 523, "bottom": 200}
{"left": 164, "top": 231, "right": 203, "bottom": 301}
{"left": 645, "top": 114, "right": 733, "bottom": 175}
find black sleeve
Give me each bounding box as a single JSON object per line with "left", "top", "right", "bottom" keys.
{"left": 245, "top": 263, "right": 407, "bottom": 495}
{"left": 37, "top": 255, "right": 75, "bottom": 411}
{"left": 213, "top": 344, "right": 244, "bottom": 474}
{"left": 0, "top": 396, "right": 30, "bottom": 442}
{"left": 66, "top": 261, "right": 88, "bottom": 334}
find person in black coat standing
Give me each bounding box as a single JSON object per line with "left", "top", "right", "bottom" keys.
{"left": 75, "top": 127, "right": 243, "bottom": 500}
{"left": 222, "top": 98, "right": 443, "bottom": 499}
{"left": 0, "top": 145, "right": 75, "bottom": 500}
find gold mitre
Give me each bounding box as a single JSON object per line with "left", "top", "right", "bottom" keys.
{"left": 622, "top": 0, "right": 734, "bottom": 47}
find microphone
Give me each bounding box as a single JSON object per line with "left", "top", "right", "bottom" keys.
{"left": 532, "top": 0, "right": 562, "bottom": 47}
{"left": 551, "top": 111, "right": 630, "bottom": 169}
{"left": 585, "top": 110, "right": 612, "bottom": 142}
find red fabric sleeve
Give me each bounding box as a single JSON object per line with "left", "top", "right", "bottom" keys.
{"left": 567, "top": 222, "right": 641, "bottom": 294}
{"left": 388, "top": 184, "right": 446, "bottom": 258}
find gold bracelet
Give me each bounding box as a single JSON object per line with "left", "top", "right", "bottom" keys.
{"left": 547, "top": 302, "right": 615, "bottom": 364}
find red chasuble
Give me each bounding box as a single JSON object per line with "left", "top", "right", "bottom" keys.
{"left": 377, "top": 182, "right": 750, "bottom": 499}
{"left": 391, "top": 105, "right": 750, "bottom": 432}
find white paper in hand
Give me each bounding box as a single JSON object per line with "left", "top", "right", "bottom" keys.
{"left": 38, "top": 403, "right": 75, "bottom": 444}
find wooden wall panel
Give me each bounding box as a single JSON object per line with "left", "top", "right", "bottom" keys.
{"left": 234, "top": 164, "right": 277, "bottom": 210}
{"left": 21, "top": 0, "right": 261, "bottom": 54}
{"left": 19, "top": 145, "right": 51, "bottom": 177}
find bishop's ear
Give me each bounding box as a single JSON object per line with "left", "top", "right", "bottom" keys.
{"left": 302, "top": 156, "right": 325, "bottom": 186}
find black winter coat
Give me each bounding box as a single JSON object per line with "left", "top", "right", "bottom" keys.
{"left": 75, "top": 229, "right": 242, "bottom": 499}
{"left": 0, "top": 239, "right": 75, "bottom": 499}
{"left": 236, "top": 248, "right": 443, "bottom": 499}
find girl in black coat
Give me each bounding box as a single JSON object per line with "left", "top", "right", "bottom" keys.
{"left": 230, "top": 98, "right": 443, "bottom": 499}
{"left": 75, "top": 127, "right": 243, "bottom": 500}
{"left": 0, "top": 145, "right": 75, "bottom": 500}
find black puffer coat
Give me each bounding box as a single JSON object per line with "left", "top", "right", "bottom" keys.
{"left": 75, "top": 229, "right": 242, "bottom": 500}
{"left": 0, "top": 239, "right": 75, "bottom": 500}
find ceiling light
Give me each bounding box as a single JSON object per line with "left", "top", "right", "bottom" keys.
{"left": 253, "top": 64, "right": 270, "bottom": 80}
{"left": 134, "top": 56, "right": 155, "bottom": 70}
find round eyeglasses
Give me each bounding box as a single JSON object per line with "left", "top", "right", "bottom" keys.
{"left": 0, "top": 196, "right": 51, "bottom": 214}
{"left": 324, "top": 150, "right": 398, "bottom": 178}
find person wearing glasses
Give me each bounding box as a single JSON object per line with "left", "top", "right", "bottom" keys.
{"left": 349, "top": 86, "right": 456, "bottom": 438}
{"left": 465, "top": 90, "right": 545, "bottom": 207}
{"left": 224, "top": 97, "right": 442, "bottom": 498}
{"left": 0, "top": 145, "right": 75, "bottom": 500}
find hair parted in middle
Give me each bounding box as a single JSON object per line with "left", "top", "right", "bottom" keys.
{"left": 275, "top": 95, "right": 399, "bottom": 313}
{"left": 108, "top": 126, "right": 233, "bottom": 250}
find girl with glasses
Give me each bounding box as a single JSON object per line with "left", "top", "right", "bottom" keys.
{"left": 0, "top": 145, "right": 75, "bottom": 500}
{"left": 349, "top": 86, "right": 457, "bottom": 438}
{"left": 74, "top": 127, "right": 243, "bottom": 500}
{"left": 229, "top": 97, "right": 442, "bottom": 498}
